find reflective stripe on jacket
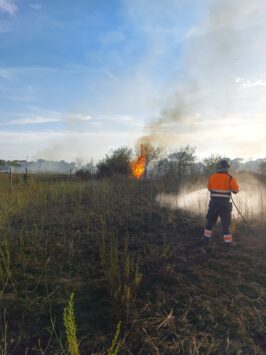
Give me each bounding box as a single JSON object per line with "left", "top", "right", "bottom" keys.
{"left": 207, "top": 172, "right": 239, "bottom": 198}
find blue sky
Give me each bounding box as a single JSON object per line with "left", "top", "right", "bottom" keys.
{"left": 1, "top": 0, "right": 266, "bottom": 161}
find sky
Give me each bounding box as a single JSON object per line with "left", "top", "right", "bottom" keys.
{"left": 0, "top": 0, "right": 266, "bottom": 162}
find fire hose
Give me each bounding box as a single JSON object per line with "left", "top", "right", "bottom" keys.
{"left": 231, "top": 195, "right": 254, "bottom": 232}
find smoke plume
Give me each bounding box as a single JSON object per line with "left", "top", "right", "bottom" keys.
{"left": 144, "top": 0, "right": 266, "bottom": 156}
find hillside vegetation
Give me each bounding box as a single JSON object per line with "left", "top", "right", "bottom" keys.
{"left": 0, "top": 174, "right": 266, "bottom": 354}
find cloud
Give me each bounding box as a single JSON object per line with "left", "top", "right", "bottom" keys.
{"left": 5, "top": 117, "right": 61, "bottom": 125}
{"left": 29, "top": 3, "right": 42, "bottom": 11}
{"left": 0, "top": 85, "right": 37, "bottom": 102}
{"left": 100, "top": 31, "right": 126, "bottom": 46}
{"left": 104, "top": 70, "right": 119, "bottom": 82}
{"left": 0, "top": 21, "right": 11, "bottom": 33}
{"left": 0, "top": 128, "right": 142, "bottom": 161}
{"left": 235, "top": 77, "right": 266, "bottom": 88}
{"left": 0, "top": 0, "right": 17, "bottom": 15}
{"left": 68, "top": 113, "right": 92, "bottom": 122}
{"left": 0, "top": 68, "right": 14, "bottom": 80}
{"left": 0, "top": 110, "right": 144, "bottom": 161}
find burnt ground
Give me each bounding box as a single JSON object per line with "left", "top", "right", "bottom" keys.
{"left": 1, "top": 177, "right": 266, "bottom": 354}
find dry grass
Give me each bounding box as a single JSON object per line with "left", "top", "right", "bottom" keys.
{"left": 0, "top": 173, "right": 266, "bottom": 354}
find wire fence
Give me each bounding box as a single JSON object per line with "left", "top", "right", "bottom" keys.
{"left": 0, "top": 168, "right": 75, "bottom": 190}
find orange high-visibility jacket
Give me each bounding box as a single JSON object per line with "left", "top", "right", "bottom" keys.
{"left": 208, "top": 173, "right": 239, "bottom": 199}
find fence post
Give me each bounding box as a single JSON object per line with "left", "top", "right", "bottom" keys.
{"left": 69, "top": 169, "right": 72, "bottom": 181}
{"left": 9, "top": 167, "right": 12, "bottom": 191}
{"left": 24, "top": 167, "right": 28, "bottom": 185}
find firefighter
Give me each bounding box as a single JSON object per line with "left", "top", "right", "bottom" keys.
{"left": 204, "top": 159, "right": 239, "bottom": 244}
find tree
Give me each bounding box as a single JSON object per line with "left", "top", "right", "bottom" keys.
{"left": 75, "top": 159, "right": 96, "bottom": 180}
{"left": 168, "top": 145, "right": 197, "bottom": 177}
{"left": 202, "top": 154, "right": 223, "bottom": 174}
{"left": 230, "top": 158, "right": 243, "bottom": 172}
{"left": 97, "top": 147, "right": 132, "bottom": 178}
{"left": 259, "top": 161, "right": 266, "bottom": 175}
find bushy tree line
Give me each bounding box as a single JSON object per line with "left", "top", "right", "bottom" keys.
{"left": 1, "top": 147, "right": 265, "bottom": 178}
{"left": 82, "top": 145, "right": 231, "bottom": 179}
{"left": 89, "top": 145, "right": 266, "bottom": 179}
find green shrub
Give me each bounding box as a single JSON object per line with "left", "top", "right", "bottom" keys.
{"left": 97, "top": 147, "right": 132, "bottom": 178}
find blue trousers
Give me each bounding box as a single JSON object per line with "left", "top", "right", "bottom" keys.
{"left": 205, "top": 198, "right": 232, "bottom": 235}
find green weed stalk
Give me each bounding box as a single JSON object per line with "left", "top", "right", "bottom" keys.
{"left": 63, "top": 293, "right": 80, "bottom": 355}
{"left": 108, "top": 321, "right": 122, "bottom": 355}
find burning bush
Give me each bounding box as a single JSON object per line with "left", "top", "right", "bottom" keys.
{"left": 130, "top": 148, "right": 146, "bottom": 180}
{"left": 130, "top": 140, "right": 162, "bottom": 180}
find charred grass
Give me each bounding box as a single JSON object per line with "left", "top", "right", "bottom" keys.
{"left": 0, "top": 175, "right": 266, "bottom": 354}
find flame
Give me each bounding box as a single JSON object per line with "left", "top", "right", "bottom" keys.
{"left": 130, "top": 146, "right": 147, "bottom": 180}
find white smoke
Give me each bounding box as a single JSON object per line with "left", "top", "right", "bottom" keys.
{"left": 156, "top": 180, "right": 266, "bottom": 221}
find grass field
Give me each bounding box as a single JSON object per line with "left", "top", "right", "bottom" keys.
{"left": 0, "top": 174, "right": 266, "bottom": 354}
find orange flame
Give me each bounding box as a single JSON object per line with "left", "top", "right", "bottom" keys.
{"left": 130, "top": 146, "right": 146, "bottom": 180}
